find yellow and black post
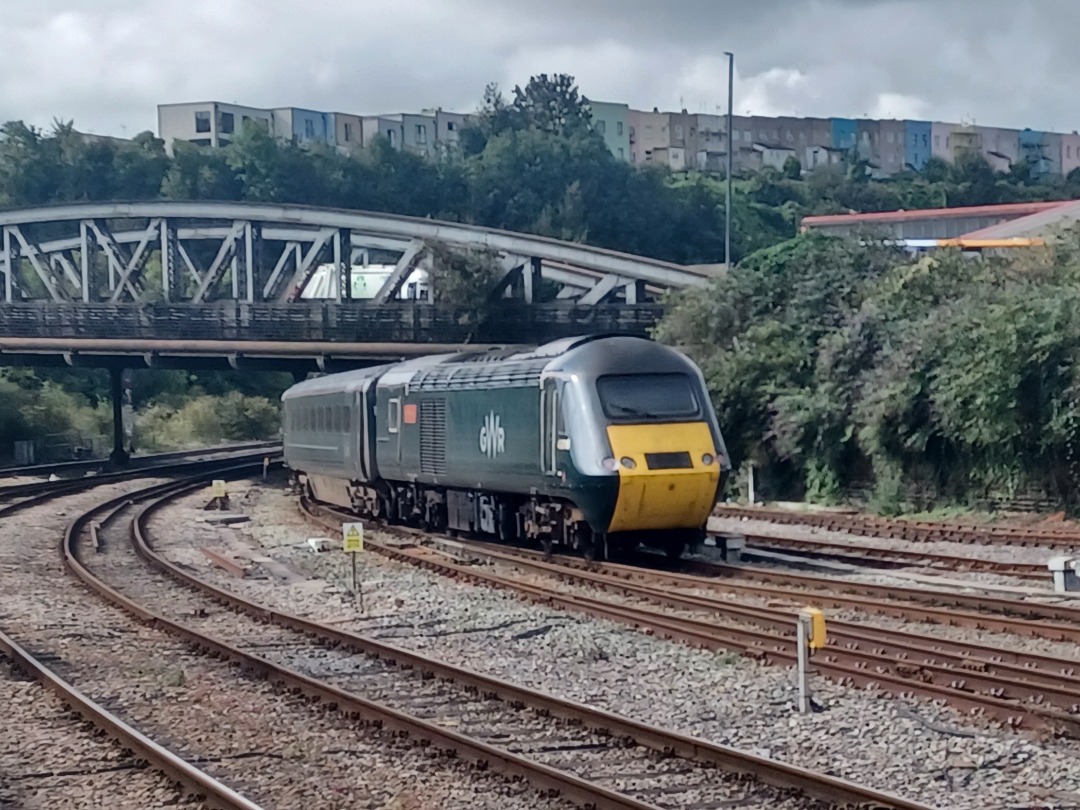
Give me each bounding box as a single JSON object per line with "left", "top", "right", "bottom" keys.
{"left": 796, "top": 607, "right": 826, "bottom": 713}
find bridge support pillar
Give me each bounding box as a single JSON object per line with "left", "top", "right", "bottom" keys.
{"left": 109, "top": 367, "right": 129, "bottom": 467}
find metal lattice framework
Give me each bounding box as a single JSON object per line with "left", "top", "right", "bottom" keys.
{"left": 0, "top": 201, "right": 716, "bottom": 307}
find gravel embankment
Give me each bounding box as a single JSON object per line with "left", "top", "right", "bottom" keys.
{"left": 0, "top": 481, "right": 576, "bottom": 810}
{"left": 148, "top": 480, "right": 1080, "bottom": 810}
{"left": 0, "top": 652, "right": 209, "bottom": 809}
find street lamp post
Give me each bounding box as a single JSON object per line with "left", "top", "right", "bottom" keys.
{"left": 725, "top": 51, "right": 734, "bottom": 270}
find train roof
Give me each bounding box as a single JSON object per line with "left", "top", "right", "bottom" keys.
{"left": 281, "top": 336, "right": 685, "bottom": 399}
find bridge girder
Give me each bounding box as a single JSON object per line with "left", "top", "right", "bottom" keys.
{"left": 0, "top": 201, "right": 715, "bottom": 307}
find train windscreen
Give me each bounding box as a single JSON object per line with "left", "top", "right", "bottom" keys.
{"left": 596, "top": 373, "right": 699, "bottom": 420}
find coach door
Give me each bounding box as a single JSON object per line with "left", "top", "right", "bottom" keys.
{"left": 386, "top": 396, "right": 403, "bottom": 464}
{"left": 357, "top": 390, "right": 369, "bottom": 480}
{"left": 539, "top": 379, "right": 559, "bottom": 476}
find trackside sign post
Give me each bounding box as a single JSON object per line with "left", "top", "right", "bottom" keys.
{"left": 342, "top": 522, "right": 364, "bottom": 611}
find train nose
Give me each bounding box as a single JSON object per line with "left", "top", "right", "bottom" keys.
{"left": 604, "top": 422, "right": 721, "bottom": 532}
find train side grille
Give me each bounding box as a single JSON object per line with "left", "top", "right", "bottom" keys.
{"left": 644, "top": 451, "right": 693, "bottom": 470}
{"left": 420, "top": 398, "right": 447, "bottom": 475}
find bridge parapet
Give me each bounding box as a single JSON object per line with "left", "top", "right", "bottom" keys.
{"left": 0, "top": 300, "right": 661, "bottom": 344}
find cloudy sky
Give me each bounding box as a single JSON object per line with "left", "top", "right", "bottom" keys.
{"left": 3, "top": 0, "right": 1075, "bottom": 137}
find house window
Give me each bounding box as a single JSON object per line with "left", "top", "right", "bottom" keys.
{"left": 743, "top": 130, "right": 751, "bottom": 141}
{"left": 194, "top": 111, "right": 211, "bottom": 133}
{"left": 388, "top": 129, "right": 397, "bottom": 146}
{"left": 1069, "top": 145, "right": 1073, "bottom": 158}
{"left": 447, "top": 121, "right": 456, "bottom": 131}
{"left": 618, "top": 147, "right": 624, "bottom": 158}
{"left": 934, "top": 135, "right": 940, "bottom": 147}
{"left": 785, "top": 130, "right": 794, "bottom": 142}
{"left": 597, "top": 120, "right": 606, "bottom": 134}
{"left": 886, "top": 131, "right": 894, "bottom": 143}
{"left": 922, "top": 134, "right": 928, "bottom": 146}
{"left": 416, "top": 124, "right": 427, "bottom": 144}
{"left": 219, "top": 112, "right": 234, "bottom": 134}
{"left": 304, "top": 119, "right": 316, "bottom": 139}
{"left": 733, "top": 130, "right": 739, "bottom": 141}
{"left": 344, "top": 122, "right": 352, "bottom": 142}
{"left": 631, "top": 151, "right": 636, "bottom": 163}
{"left": 616, "top": 121, "right": 623, "bottom": 136}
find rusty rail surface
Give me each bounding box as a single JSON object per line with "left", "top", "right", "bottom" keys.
{"left": 395, "top": 542, "right": 1080, "bottom": 736}
{"left": 306, "top": 506, "right": 1080, "bottom": 740}
{"left": 733, "top": 531, "right": 1046, "bottom": 579}
{"left": 675, "top": 556, "right": 1080, "bottom": 625}
{"left": 715, "top": 505, "right": 1080, "bottom": 548}
{"left": 0, "top": 611, "right": 264, "bottom": 809}
{"left": 80, "top": 472, "right": 938, "bottom": 810}
{"left": 0, "top": 444, "right": 281, "bottom": 501}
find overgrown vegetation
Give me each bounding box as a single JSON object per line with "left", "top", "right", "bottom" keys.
{"left": 134, "top": 391, "right": 281, "bottom": 452}
{"left": 658, "top": 231, "right": 1080, "bottom": 512}
{"left": 425, "top": 242, "right": 505, "bottom": 337}
{"left": 0, "top": 368, "right": 288, "bottom": 461}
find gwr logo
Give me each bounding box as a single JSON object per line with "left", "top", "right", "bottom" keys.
{"left": 479, "top": 411, "right": 506, "bottom": 458}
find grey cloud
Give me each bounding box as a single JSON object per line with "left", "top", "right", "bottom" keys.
{"left": 0, "top": 0, "right": 1076, "bottom": 137}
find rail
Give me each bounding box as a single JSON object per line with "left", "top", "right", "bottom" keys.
{"left": 63, "top": 466, "right": 935, "bottom": 810}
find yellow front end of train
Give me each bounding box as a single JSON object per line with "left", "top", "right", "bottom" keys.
{"left": 604, "top": 421, "right": 722, "bottom": 532}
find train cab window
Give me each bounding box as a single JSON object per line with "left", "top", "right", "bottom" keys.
{"left": 596, "top": 373, "right": 699, "bottom": 421}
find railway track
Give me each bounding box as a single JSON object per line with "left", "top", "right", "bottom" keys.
{"left": 716, "top": 505, "right": 1080, "bottom": 549}
{"left": 674, "top": 556, "right": 1080, "bottom": 625}
{"left": 0, "top": 441, "right": 281, "bottom": 501}
{"left": 731, "top": 531, "right": 1048, "bottom": 579}
{"left": 0, "top": 467, "right": 578, "bottom": 810}
{"left": 0, "top": 439, "right": 280, "bottom": 481}
{"left": 0, "top": 626, "right": 262, "bottom": 809}
{"left": 302, "top": 503, "right": 1080, "bottom": 740}
{"left": 62, "top": 467, "right": 935, "bottom": 810}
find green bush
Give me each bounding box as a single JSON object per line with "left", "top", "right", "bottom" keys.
{"left": 660, "top": 230, "right": 1080, "bottom": 511}
{"left": 134, "top": 393, "right": 279, "bottom": 452}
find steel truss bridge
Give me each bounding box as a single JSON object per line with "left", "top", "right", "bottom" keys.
{"left": 0, "top": 201, "right": 719, "bottom": 462}
{"left": 0, "top": 201, "right": 712, "bottom": 307}
{"left": 0, "top": 201, "right": 721, "bottom": 365}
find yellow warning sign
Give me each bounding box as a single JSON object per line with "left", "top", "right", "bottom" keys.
{"left": 211, "top": 480, "right": 227, "bottom": 498}
{"left": 342, "top": 522, "right": 364, "bottom": 553}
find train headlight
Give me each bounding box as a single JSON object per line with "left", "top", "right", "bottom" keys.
{"left": 601, "top": 457, "right": 617, "bottom": 471}
{"left": 620, "top": 456, "right": 636, "bottom": 470}
{"left": 702, "top": 453, "right": 715, "bottom": 465}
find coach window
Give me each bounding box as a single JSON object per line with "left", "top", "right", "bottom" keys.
{"left": 387, "top": 398, "right": 401, "bottom": 433}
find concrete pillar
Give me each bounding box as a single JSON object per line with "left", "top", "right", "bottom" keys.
{"left": 109, "top": 367, "right": 129, "bottom": 466}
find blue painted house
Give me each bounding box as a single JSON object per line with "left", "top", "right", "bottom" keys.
{"left": 904, "top": 121, "right": 932, "bottom": 170}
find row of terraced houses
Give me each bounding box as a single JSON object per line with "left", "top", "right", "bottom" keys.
{"left": 157, "top": 99, "right": 1079, "bottom": 179}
